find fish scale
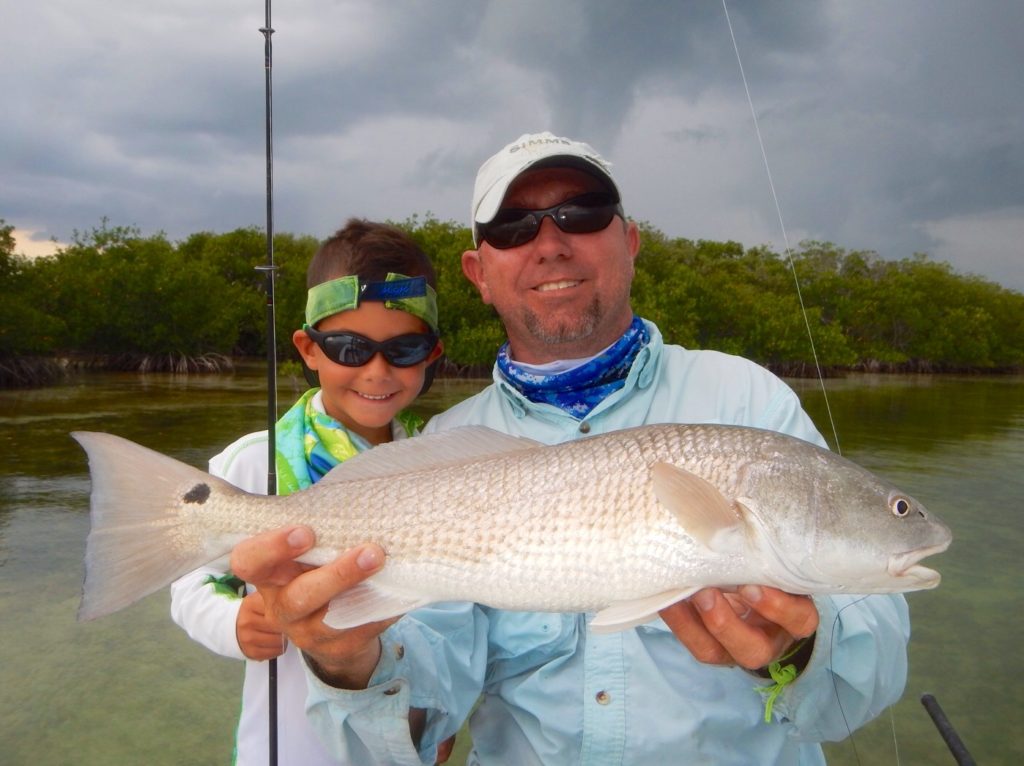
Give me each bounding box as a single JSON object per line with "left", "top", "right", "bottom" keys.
{"left": 72, "top": 423, "right": 951, "bottom": 630}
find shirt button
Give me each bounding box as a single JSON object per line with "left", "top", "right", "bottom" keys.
{"left": 383, "top": 685, "right": 401, "bottom": 696}
{"left": 394, "top": 644, "right": 405, "bottom": 660}
{"left": 579, "top": 421, "right": 591, "bottom": 434}
{"left": 595, "top": 690, "right": 611, "bottom": 705}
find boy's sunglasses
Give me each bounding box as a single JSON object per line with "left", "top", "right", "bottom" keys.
{"left": 475, "top": 192, "right": 624, "bottom": 250}
{"left": 304, "top": 328, "right": 438, "bottom": 368}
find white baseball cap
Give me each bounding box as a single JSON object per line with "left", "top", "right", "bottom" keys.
{"left": 471, "top": 132, "right": 620, "bottom": 245}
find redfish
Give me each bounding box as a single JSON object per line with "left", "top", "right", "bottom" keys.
{"left": 73, "top": 424, "right": 950, "bottom": 632}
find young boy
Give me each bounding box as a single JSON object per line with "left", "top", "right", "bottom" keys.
{"left": 170, "top": 218, "right": 443, "bottom": 765}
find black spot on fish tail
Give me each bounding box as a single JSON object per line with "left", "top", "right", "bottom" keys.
{"left": 183, "top": 483, "right": 211, "bottom": 505}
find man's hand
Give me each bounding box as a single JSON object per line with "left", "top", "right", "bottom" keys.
{"left": 229, "top": 526, "right": 395, "bottom": 689}
{"left": 236, "top": 590, "right": 286, "bottom": 660}
{"left": 659, "top": 585, "right": 818, "bottom": 670}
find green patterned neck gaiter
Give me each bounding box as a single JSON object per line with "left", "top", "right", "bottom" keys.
{"left": 274, "top": 388, "right": 422, "bottom": 495}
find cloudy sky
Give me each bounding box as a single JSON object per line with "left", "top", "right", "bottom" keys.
{"left": 4, "top": 1, "right": 1022, "bottom": 291}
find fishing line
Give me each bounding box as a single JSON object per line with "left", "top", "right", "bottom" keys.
{"left": 720, "top": 0, "right": 842, "bottom": 456}
{"left": 721, "top": 5, "right": 905, "bottom": 764}
{"left": 827, "top": 597, "right": 911, "bottom": 766}
{"left": 828, "top": 596, "right": 870, "bottom": 766}
{"left": 888, "top": 705, "right": 902, "bottom": 765}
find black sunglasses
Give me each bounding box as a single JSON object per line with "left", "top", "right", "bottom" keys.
{"left": 475, "top": 192, "right": 624, "bottom": 250}
{"left": 304, "top": 328, "right": 438, "bottom": 368}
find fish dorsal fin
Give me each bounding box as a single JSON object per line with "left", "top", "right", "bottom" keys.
{"left": 319, "top": 426, "right": 542, "bottom": 484}
{"left": 322, "top": 579, "right": 434, "bottom": 629}
{"left": 590, "top": 587, "right": 700, "bottom": 633}
{"left": 651, "top": 462, "right": 746, "bottom": 553}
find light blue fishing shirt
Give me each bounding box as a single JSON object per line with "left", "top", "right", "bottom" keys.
{"left": 303, "top": 320, "right": 911, "bottom": 765}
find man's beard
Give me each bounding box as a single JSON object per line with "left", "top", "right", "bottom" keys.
{"left": 520, "top": 297, "right": 603, "bottom": 346}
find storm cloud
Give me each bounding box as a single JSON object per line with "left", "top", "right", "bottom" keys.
{"left": 3, "top": 0, "right": 1022, "bottom": 290}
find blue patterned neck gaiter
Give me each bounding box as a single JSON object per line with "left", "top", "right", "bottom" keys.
{"left": 497, "top": 316, "right": 650, "bottom": 419}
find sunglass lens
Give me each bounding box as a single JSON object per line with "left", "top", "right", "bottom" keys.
{"left": 324, "top": 335, "right": 374, "bottom": 366}
{"left": 555, "top": 202, "right": 616, "bottom": 234}
{"left": 386, "top": 335, "right": 436, "bottom": 366}
{"left": 483, "top": 212, "right": 539, "bottom": 250}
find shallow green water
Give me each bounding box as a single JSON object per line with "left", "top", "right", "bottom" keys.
{"left": 1, "top": 370, "right": 1020, "bottom": 764}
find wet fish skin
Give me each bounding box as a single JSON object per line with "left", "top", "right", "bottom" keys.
{"left": 72, "top": 424, "right": 951, "bottom": 632}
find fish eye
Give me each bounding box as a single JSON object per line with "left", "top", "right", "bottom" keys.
{"left": 890, "top": 496, "right": 911, "bottom": 517}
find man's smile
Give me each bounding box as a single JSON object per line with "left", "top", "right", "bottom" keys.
{"left": 535, "top": 279, "right": 582, "bottom": 293}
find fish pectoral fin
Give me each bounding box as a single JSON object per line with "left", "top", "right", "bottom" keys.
{"left": 322, "top": 580, "right": 432, "bottom": 630}
{"left": 590, "top": 588, "right": 700, "bottom": 634}
{"left": 651, "top": 462, "right": 747, "bottom": 553}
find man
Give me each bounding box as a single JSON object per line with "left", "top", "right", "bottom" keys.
{"left": 231, "top": 132, "right": 910, "bottom": 765}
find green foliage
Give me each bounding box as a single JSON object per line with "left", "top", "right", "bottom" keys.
{"left": 0, "top": 220, "right": 15, "bottom": 276}
{"left": 38, "top": 221, "right": 241, "bottom": 356}
{"left": 791, "top": 244, "right": 1024, "bottom": 370}
{"left": 0, "top": 219, "right": 66, "bottom": 357}
{"left": 631, "top": 224, "right": 700, "bottom": 347}
{"left": 2, "top": 216, "right": 1022, "bottom": 374}
{"left": 175, "top": 228, "right": 318, "bottom": 360}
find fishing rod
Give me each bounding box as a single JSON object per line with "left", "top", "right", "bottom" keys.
{"left": 254, "top": 1, "right": 279, "bottom": 764}
{"left": 921, "top": 694, "right": 977, "bottom": 766}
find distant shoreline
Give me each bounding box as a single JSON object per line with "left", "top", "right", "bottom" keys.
{"left": 4, "top": 353, "right": 1022, "bottom": 391}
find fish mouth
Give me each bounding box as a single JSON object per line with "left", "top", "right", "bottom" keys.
{"left": 887, "top": 540, "right": 951, "bottom": 589}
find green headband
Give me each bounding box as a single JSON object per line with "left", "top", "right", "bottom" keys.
{"left": 305, "top": 273, "right": 439, "bottom": 332}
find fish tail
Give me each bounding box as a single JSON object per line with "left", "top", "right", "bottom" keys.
{"left": 72, "top": 431, "right": 237, "bottom": 621}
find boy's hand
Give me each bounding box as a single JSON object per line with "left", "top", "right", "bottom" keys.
{"left": 236, "top": 591, "right": 286, "bottom": 660}
{"left": 659, "top": 586, "right": 818, "bottom": 670}
{"left": 230, "top": 526, "right": 394, "bottom": 689}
